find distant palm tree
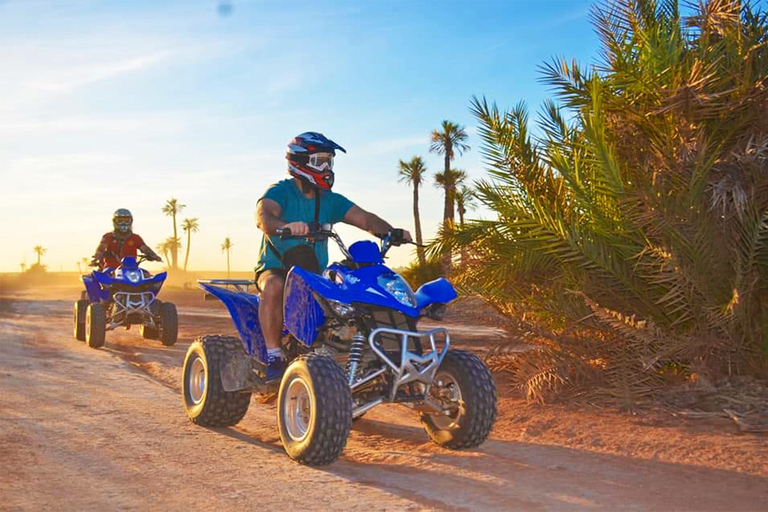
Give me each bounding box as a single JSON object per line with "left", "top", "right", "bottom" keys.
{"left": 156, "top": 237, "right": 179, "bottom": 268}
{"left": 434, "top": 168, "right": 467, "bottom": 212}
{"left": 76, "top": 261, "right": 81, "bottom": 273}
{"left": 455, "top": 185, "right": 476, "bottom": 228}
{"left": 182, "top": 218, "right": 200, "bottom": 272}
{"left": 398, "top": 156, "right": 428, "bottom": 267}
{"left": 221, "top": 237, "right": 233, "bottom": 278}
{"left": 33, "top": 245, "right": 46, "bottom": 266}
{"left": 162, "top": 198, "right": 186, "bottom": 270}
{"left": 429, "top": 120, "right": 470, "bottom": 226}
{"left": 19, "top": 262, "right": 26, "bottom": 273}
{"left": 455, "top": 184, "right": 477, "bottom": 267}
{"left": 81, "top": 257, "right": 88, "bottom": 271}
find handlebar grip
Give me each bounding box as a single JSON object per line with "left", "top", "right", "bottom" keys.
{"left": 275, "top": 227, "right": 291, "bottom": 237}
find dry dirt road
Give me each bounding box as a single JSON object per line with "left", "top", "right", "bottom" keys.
{"left": 1, "top": 287, "right": 767, "bottom": 511}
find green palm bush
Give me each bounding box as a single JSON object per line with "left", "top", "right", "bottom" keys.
{"left": 437, "top": 0, "right": 768, "bottom": 402}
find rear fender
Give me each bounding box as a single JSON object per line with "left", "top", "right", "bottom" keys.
{"left": 283, "top": 268, "right": 327, "bottom": 347}
{"left": 198, "top": 283, "right": 267, "bottom": 361}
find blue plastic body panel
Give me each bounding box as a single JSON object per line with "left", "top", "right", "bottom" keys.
{"left": 80, "top": 257, "right": 167, "bottom": 304}
{"left": 199, "top": 237, "right": 459, "bottom": 355}
{"left": 198, "top": 282, "right": 267, "bottom": 360}
{"left": 414, "top": 278, "right": 458, "bottom": 309}
{"left": 283, "top": 269, "right": 327, "bottom": 347}
{"left": 348, "top": 241, "right": 384, "bottom": 264}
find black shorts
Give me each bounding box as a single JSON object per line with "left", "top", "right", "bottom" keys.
{"left": 255, "top": 268, "right": 286, "bottom": 294}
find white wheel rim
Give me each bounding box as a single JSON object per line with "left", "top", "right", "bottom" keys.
{"left": 188, "top": 356, "right": 207, "bottom": 405}
{"left": 283, "top": 377, "right": 313, "bottom": 442}
{"left": 429, "top": 370, "right": 464, "bottom": 429}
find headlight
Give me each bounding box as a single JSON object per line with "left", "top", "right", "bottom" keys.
{"left": 325, "top": 298, "right": 356, "bottom": 319}
{"left": 124, "top": 269, "right": 141, "bottom": 283}
{"left": 377, "top": 274, "right": 416, "bottom": 307}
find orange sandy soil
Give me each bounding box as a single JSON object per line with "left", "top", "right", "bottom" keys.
{"left": 1, "top": 283, "right": 767, "bottom": 510}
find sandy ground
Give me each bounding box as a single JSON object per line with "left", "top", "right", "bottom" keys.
{"left": 1, "top": 285, "right": 767, "bottom": 511}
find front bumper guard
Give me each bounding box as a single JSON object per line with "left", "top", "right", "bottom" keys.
{"left": 110, "top": 291, "right": 155, "bottom": 330}
{"left": 367, "top": 326, "right": 450, "bottom": 402}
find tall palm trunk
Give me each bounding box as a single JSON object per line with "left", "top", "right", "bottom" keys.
{"left": 171, "top": 213, "right": 178, "bottom": 270}
{"left": 226, "top": 249, "right": 231, "bottom": 278}
{"left": 412, "top": 185, "right": 425, "bottom": 267}
{"left": 443, "top": 152, "right": 453, "bottom": 225}
{"left": 183, "top": 230, "right": 191, "bottom": 271}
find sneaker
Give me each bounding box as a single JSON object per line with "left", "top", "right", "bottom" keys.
{"left": 264, "top": 357, "right": 285, "bottom": 382}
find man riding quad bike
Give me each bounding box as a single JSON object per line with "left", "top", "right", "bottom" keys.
{"left": 181, "top": 133, "right": 497, "bottom": 465}
{"left": 73, "top": 209, "right": 178, "bottom": 348}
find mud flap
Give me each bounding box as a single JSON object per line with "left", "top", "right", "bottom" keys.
{"left": 220, "top": 349, "right": 275, "bottom": 393}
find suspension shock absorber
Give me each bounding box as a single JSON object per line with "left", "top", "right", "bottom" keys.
{"left": 346, "top": 333, "right": 366, "bottom": 386}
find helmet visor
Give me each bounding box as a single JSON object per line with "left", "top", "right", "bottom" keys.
{"left": 308, "top": 152, "right": 334, "bottom": 173}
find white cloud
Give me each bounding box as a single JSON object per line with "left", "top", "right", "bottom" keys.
{"left": 25, "top": 50, "right": 176, "bottom": 94}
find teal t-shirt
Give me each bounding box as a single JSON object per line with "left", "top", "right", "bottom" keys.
{"left": 255, "top": 179, "right": 355, "bottom": 273}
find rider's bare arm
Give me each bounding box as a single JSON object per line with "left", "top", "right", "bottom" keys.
{"left": 343, "top": 205, "right": 410, "bottom": 241}
{"left": 140, "top": 244, "right": 162, "bottom": 261}
{"left": 92, "top": 236, "right": 108, "bottom": 264}
{"left": 256, "top": 198, "right": 310, "bottom": 235}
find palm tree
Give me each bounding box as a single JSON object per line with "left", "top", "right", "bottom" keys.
{"left": 33, "top": 245, "right": 46, "bottom": 266}
{"left": 437, "top": 0, "right": 768, "bottom": 401}
{"left": 182, "top": 218, "right": 200, "bottom": 272}
{"left": 81, "top": 257, "right": 88, "bottom": 271}
{"left": 19, "top": 263, "right": 26, "bottom": 273}
{"left": 398, "top": 156, "right": 428, "bottom": 267}
{"left": 433, "top": 169, "right": 467, "bottom": 273}
{"left": 156, "top": 237, "right": 179, "bottom": 268}
{"left": 429, "top": 120, "right": 470, "bottom": 226}
{"left": 455, "top": 184, "right": 476, "bottom": 228}
{"left": 162, "top": 198, "right": 186, "bottom": 270}
{"left": 221, "top": 237, "right": 233, "bottom": 278}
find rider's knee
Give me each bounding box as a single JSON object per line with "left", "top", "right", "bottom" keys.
{"left": 260, "top": 274, "right": 285, "bottom": 304}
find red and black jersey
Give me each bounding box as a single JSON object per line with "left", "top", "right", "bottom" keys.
{"left": 98, "top": 232, "right": 145, "bottom": 269}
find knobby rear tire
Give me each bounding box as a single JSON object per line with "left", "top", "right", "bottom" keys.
{"left": 182, "top": 335, "right": 251, "bottom": 427}
{"left": 159, "top": 302, "right": 178, "bottom": 346}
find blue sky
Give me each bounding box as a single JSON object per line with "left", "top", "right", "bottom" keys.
{"left": 0, "top": 0, "right": 599, "bottom": 272}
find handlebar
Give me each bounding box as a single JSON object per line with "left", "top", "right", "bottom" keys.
{"left": 273, "top": 225, "right": 416, "bottom": 260}
{"left": 275, "top": 222, "right": 333, "bottom": 239}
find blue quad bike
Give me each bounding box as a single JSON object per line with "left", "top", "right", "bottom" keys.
{"left": 73, "top": 255, "right": 178, "bottom": 348}
{"left": 181, "top": 226, "right": 497, "bottom": 466}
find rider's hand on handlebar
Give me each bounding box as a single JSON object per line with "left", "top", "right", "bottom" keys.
{"left": 149, "top": 254, "right": 163, "bottom": 262}
{"left": 281, "top": 222, "right": 310, "bottom": 236}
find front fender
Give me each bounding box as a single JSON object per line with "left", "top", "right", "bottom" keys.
{"left": 198, "top": 283, "right": 266, "bottom": 361}
{"left": 283, "top": 268, "right": 327, "bottom": 347}
{"left": 82, "top": 274, "right": 108, "bottom": 303}
{"left": 415, "top": 278, "right": 457, "bottom": 310}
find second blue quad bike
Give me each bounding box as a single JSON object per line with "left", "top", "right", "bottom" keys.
{"left": 73, "top": 256, "right": 178, "bottom": 348}
{"left": 181, "top": 225, "right": 497, "bottom": 465}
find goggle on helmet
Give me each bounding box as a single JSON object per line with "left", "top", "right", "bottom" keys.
{"left": 112, "top": 208, "right": 133, "bottom": 233}
{"left": 286, "top": 132, "right": 346, "bottom": 191}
